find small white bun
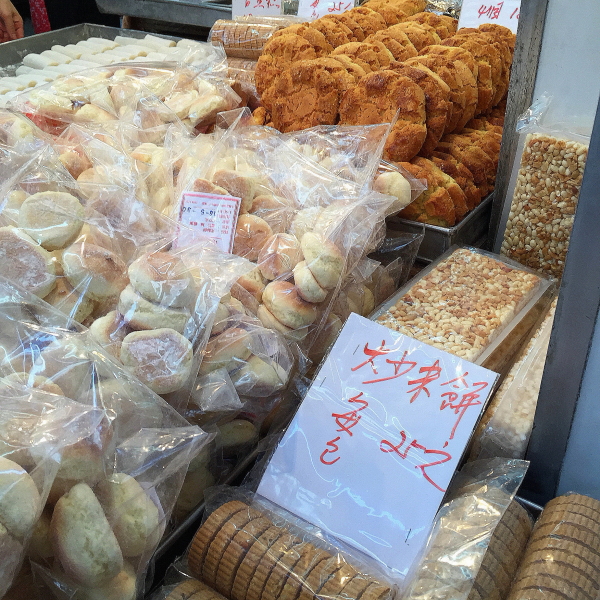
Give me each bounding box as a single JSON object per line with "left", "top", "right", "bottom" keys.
{"left": 218, "top": 419, "right": 258, "bottom": 459}
{"left": 0, "top": 226, "right": 56, "bottom": 298}
{"left": 233, "top": 215, "right": 273, "bottom": 262}
{"left": 62, "top": 242, "right": 129, "bottom": 302}
{"left": 88, "top": 310, "right": 129, "bottom": 359}
{"left": 60, "top": 150, "right": 93, "bottom": 180}
{"left": 230, "top": 355, "right": 289, "bottom": 397}
{"left": 27, "top": 509, "right": 53, "bottom": 560}
{"left": 44, "top": 278, "right": 95, "bottom": 323}
{"left": 174, "top": 467, "right": 214, "bottom": 520}
{"left": 373, "top": 171, "right": 412, "bottom": 213}
{"left": 210, "top": 302, "right": 230, "bottom": 336}
{"left": 251, "top": 194, "right": 295, "bottom": 234}
{"left": 96, "top": 474, "right": 161, "bottom": 558}
{"left": 262, "top": 281, "right": 318, "bottom": 329}
{"left": 199, "top": 327, "right": 251, "bottom": 376}
{"left": 211, "top": 169, "right": 255, "bottom": 214}
{"left": 118, "top": 285, "right": 192, "bottom": 334}
{"left": 347, "top": 284, "right": 375, "bottom": 316}
{"left": 75, "top": 561, "right": 136, "bottom": 600}
{"left": 187, "top": 94, "right": 229, "bottom": 129}
{"left": 190, "top": 178, "right": 229, "bottom": 195}
{"left": 120, "top": 329, "right": 193, "bottom": 395}
{"left": 51, "top": 483, "right": 123, "bottom": 587}
{"left": 257, "top": 305, "right": 307, "bottom": 342}
{"left": 258, "top": 233, "right": 303, "bottom": 281}
{"left": 300, "top": 232, "right": 344, "bottom": 290}
{"left": 289, "top": 206, "right": 323, "bottom": 240}
{"left": 74, "top": 103, "right": 117, "bottom": 123}
{"left": 0, "top": 455, "right": 41, "bottom": 539}
{"left": 128, "top": 251, "right": 195, "bottom": 308}
{"left": 293, "top": 260, "right": 328, "bottom": 303}
{"left": 3, "top": 372, "right": 64, "bottom": 396}
{"left": 235, "top": 267, "right": 266, "bottom": 303}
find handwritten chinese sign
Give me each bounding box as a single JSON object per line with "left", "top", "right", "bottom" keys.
{"left": 175, "top": 191, "right": 241, "bottom": 252}
{"left": 297, "top": 0, "right": 355, "bottom": 21}
{"left": 232, "top": 0, "right": 281, "bottom": 18}
{"left": 257, "top": 314, "right": 497, "bottom": 578}
{"left": 458, "top": 0, "right": 520, "bottom": 33}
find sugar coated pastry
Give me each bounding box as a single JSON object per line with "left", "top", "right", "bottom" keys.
{"left": 128, "top": 251, "right": 196, "bottom": 308}
{"left": 51, "top": 483, "right": 123, "bottom": 586}
{"left": 120, "top": 328, "right": 193, "bottom": 395}
{"left": 262, "top": 281, "right": 318, "bottom": 329}
{"left": 96, "top": 473, "right": 161, "bottom": 557}
{"left": 293, "top": 260, "right": 328, "bottom": 303}
{"left": 0, "top": 456, "right": 41, "bottom": 539}
{"left": 258, "top": 233, "right": 303, "bottom": 280}
{"left": 118, "top": 285, "right": 192, "bottom": 335}
{"left": 62, "top": 242, "right": 129, "bottom": 302}
{"left": 233, "top": 214, "right": 273, "bottom": 262}
{"left": 0, "top": 226, "right": 56, "bottom": 298}
{"left": 300, "top": 232, "right": 344, "bottom": 290}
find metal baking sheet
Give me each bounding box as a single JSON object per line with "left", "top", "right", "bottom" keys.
{"left": 0, "top": 23, "right": 180, "bottom": 75}
{"left": 96, "top": 0, "right": 231, "bottom": 29}
{"left": 386, "top": 193, "right": 493, "bottom": 264}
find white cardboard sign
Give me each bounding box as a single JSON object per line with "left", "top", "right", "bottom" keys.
{"left": 175, "top": 191, "right": 241, "bottom": 252}
{"left": 297, "top": 0, "right": 355, "bottom": 21}
{"left": 232, "top": 0, "right": 282, "bottom": 18}
{"left": 458, "top": 0, "right": 521, "bottom": 34}
{"left": 257, "top": 313, "right": 497, "bottom": 578}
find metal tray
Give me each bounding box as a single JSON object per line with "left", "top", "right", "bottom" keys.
{"left": 386, "top": 193, "right": 494, "bottom": 264}
{"left": 0, "top": 23, "right": 180, "bottom": 75}
{"left": 96, "top": 0, "right": 232, "bottom": 29}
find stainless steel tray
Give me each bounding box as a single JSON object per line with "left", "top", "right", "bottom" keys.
{"left": 96, "top": 0, "right": 232, "bottom": 29}
{"left": 0, "top": 23, "right": 180, "bottom": 75}
{"left": 386, "top": 193, "right": 493, "bottom": 264}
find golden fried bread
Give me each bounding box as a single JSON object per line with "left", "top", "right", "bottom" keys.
{"left": 348, "top": 7, "right": 388, "bottom": 35}
{"left": 431, "top": 150, "right": 482, "bottom": 210}
{"left": 406, "top": 12, "right": 457, "bottom": 38}
{"left": 367, "top": 31, "right": 418, "bottom": 61}
{"left": 269, "top": 59, "right": 340, "bottom": 133}
{"left": 271, "top": 24, "right": 334, "bottom": 55}
{"left": 389, "top": 62, "right": 449, "bottom": 156}
{"left": 326, "top": 13, "right": 366, "bottom": 41}
{"left": 389, "top": 21, "right": 441, "bottom": 51}
{"left": 339, "top": 70, "right": 426, "bottom": 162}
{"left": 310, "top": 17, "right": 353, "bottom": 48}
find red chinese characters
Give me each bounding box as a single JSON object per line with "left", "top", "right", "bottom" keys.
{"left": 510, "top": 7, "right": 519, "bottom": 19}
{"left": 440, "top": 376, "right": 487, "bottom": 441}
{"left": 478, "top": 1, "right": 504, "bottom": 19}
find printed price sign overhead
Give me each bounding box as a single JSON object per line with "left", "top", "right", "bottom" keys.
{"left": 232, "top": 0, "right": 281, "bottom": 17}
{"left": 257, "top": 313, "right": 498, "bottom": 578}
{"left": 458, "top": 0, "right": 521, "bottom": 33}
{"left": 297, "top": 0, "right": 355, "bottom": 21}
{"left": 176, "top": 191, "right": 241, "bottom": 252}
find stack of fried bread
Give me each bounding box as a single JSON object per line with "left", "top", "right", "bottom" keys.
{"left": 254, "top": 0, "right": 514, "bottom": 227}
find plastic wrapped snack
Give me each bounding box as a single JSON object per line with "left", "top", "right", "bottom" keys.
{"left": 186, "top": 487, "right": 395, "bottom": 600}
{"left": 0, "top": 388, "right": 103, "bottom": 597}
{"left": 0, "top": 277, "right": 211, "bottom": 600}
{"left": 470, "top": 298, "right": 557, "bottom": 460}
{"left": 373, "top": 161, "right": 428, "bottom": 215}
{"left": 373, "top": 247, "right": 553, "bottom": 366}
{"left": 506, "top": 492, "right": 600, "bottom": 600}
{"left": 404, "top": 458, "right": 532, "bottom": 600}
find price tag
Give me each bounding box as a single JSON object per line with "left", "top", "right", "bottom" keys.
{"left": 175, "top": 191, "right": 241, "bottom": 252}
{"left": 458, "top": 0, "right": 521, "bottom": 33}
{"left": 297, "top": 0, "right": 355, "bottom": 21}
{"left": 257, "top": 313, "right": 497, "bottom": 578}
{"left": 232, "top": 0, "right": 282, "bottom": 18}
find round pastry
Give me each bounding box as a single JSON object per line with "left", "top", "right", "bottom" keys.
{"left": 300, "top": 232, "right": 344, "bottom": 290}
{"left": 44, "top": 277, "right": 95, "bottom": 323}
{"left": 76, "top": 562, "right": 137, "bottom": 600}
{"left": 373, "top": 171, "right": 413, "bottom": 213}
{"left": 0, "top": 226, "right": 56, "bottom": 298}
{"left": 271, "top": 23, "right": 333, "bottom": 55}
{"left": 198, "top": 327, "right": 252, "bottom": 375}
{"left": 257, "top": 304, "right": 307, "bottom": 341}
{"left": 51, "top": 483, "right": 123, "bottom": 587}
{"left": 96, "top": 473, "right": 161, "bottom": 558}
{"left": 293, "top": 260, "right": 328, "bottom": 303}
{"left": 0, "top": 523, "right": 22, "bottom": 597}
{"left": 128, "top": 251, "right": 196, "bottom": 308}
{"left": 120, "top": 328, "right": 193, "bottom": 395}
{"left": 18, "top": 191, "right": 84, "bottom": 251}
{"left": 88, "top": 310, "right": 129, "bottom": 359}
{"left": 258, "top": 233, "right": 303, "bottom": 281}
{"left": 0, "top": 455, "right": 41, "bottom": 539}
{"left": 62, "top": 242, "right": 128, "bottom": 302}
{"left": 235, "top": 267, "right": 267, "bottom": 303}
{"left": 233, "top": 215, "right": 273, "bottom": 262}
{"left": 59, "top": 149, "right": 93, "bottom": 180}
{"left": 3, "top": 372, "right": 64, "bottom": 396}
{"left": 262, "top": 281, "right": 318, "bottom": 329}
{"left": 347, "top": 284, "right": 375, "bottom": 316}
{"left": 74, "top": 103, "right": 117, "bottom": 123}
{"left": 310, "top": 17, "right": 353, "bottom": 48}
{"left": 218, "top": 419, "right": 258, "bottom": 459}
{"left": 118, "top": 285, "right": 192, "bottom": 335}
{"left": 190, "top": 178, "right": 229, "bottom": 196}
{"left": 211, "top": 169, "right": 255, "bottom": 214}
{"left": 367, "top": 30, "right": 418, "bottom": 62}
{"left": 230, "top": 355, "right": 288, "bottom": 397}
{"left": 210, "top": 302, "right": 230, "bottom": 336}
{"left": 289, "top": 207, "right": 323, "bottom": 241}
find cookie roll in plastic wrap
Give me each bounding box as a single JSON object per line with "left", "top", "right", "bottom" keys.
{"left": 470, "top": 298, "right": 558, "bottom": 461}
{"left": 0, "top": 276, "right": 212, "bottom": 600}
{"left": 186, "top": 487, "right": 395, "bottom": 600}
{"left": 0, "top": 387, "right": 104, "bottom": 596}
{"left": 403, "top": 459, "right": 532, "bottom": 600}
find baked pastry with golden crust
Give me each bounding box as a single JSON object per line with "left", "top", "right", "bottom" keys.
{"left": 367, "top": 30, "right": 417, "bottom": 61}
{"left": 331, "top": 41, "right": 392, "bottom": 71}
{"left": 271, "top": 24, "right": 333, "bottom": 55}
{"left": 362, "top": 1, "right": 407, "bottom": 26}
{"left": 478, "top": 23, "right": 516, "bottom": 53}
{"left": 406, "top": 12, "right": 457, "bottom": 38}
{"left": 464, "top": 117, "right": 503, "bottom": 134}
{"left": 389, "top": 21, "right": 441, "bottom": 51}
{"left": 347, "top": 7, "right": 388, "bottom": 35}
{"left": 324, "top": 13, "right": 366, "bottom": 42}
{"left": 339, "top": 70, "right": 426, "bottom": 162}
{"left": 388, "top": 0, "right": 427, "bottom": 16}
{"left": 330, "top": 55, "right": 368, "bottom": 81}
{"left": 431, "top": 150, "right": 482, "bottom": 211}
{"left": 310, "top": 17, "right": 353, "bottom": 48}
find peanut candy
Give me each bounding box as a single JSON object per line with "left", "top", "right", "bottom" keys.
{"left": 376, "top": 248, "right": 541, "bottom": 362}
{"left": 501, "top": 133, "right": 588, "bottom": 280}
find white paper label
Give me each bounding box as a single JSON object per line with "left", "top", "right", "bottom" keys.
{"left": 175, "top": 191, "right": 241, "bottom": 252}
{"left": 297, "top": 0, "right": 355, "bottom": 21}
{"left": 458, "top": 0, "right": 521, "bottom": 34}
{"left": 232, "top": 0, "right": 282, "bottom": 18}
{"left": 258, "top": 313, "right": 497, "bottom": 578}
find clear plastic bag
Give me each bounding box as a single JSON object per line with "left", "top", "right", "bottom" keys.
{"left": 403, "top": 458, "right": 531, "bottom": 600}
{"left": 470, "top": 298, "right": 557, "bottom": 460}
{"left": 373, "top": 161, "right": 428, "bottom": 216}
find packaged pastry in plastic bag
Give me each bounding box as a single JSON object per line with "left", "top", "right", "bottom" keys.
{"left": 403, "top": 458, "right": 532, "bottom": 600}
{"left": 373, "top": 161, "right": 428, "bottom": 216}
{"left": 0, "top": 386, "right": 104, "bottom": 597}
{"left": 0, "top": 276, "right": 212, "bottom": 600}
